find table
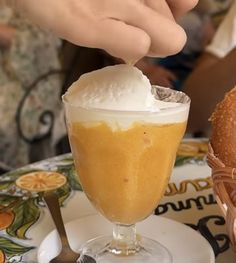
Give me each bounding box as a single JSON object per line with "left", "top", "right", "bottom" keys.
{"left": 0, "top": 139, "right": 235, "bottom": 263}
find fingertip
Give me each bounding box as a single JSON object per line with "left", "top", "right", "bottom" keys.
{"left": 181, "top": 0, "right": 198, "bottom": 14}
{"left": 188, "top": 0, "right": 199, "bottom": 11}
{"left": 131, "top": 31, "right": 151, "bottom": 61}
{"left": 150, "top": 24, "right": 186, "bottom": 57}
{"left": 168, "top": 25, "right": 187, "bottom": 55}
{"left": 104, "top": 25, "right": 151, "bottom": 62}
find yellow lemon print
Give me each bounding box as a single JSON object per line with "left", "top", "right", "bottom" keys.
{"left": 16, "top": 171, "right": 67, "bottom": 192}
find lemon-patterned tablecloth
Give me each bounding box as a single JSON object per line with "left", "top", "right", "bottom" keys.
{"left": 0, "top": 139, "right": 235, "bottom": 263}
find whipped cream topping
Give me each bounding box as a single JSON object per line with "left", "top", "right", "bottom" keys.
{"left": 63, "top": 65, "right": 189, "bottom": 129}
{"left": 64, "top": 64, "right": 179, "bottom": 112}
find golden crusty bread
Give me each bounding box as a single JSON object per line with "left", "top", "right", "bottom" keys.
{"left": 210, "top": 87, "right": 236, "bottom": 167}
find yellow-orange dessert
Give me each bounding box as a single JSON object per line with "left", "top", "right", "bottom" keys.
{"left": 63, "top": 65, "right": 190, "bottom": 228}
{"left": 68, "top": 121, "right": 186, "bottom": 225}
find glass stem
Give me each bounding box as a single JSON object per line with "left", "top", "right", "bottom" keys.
{"left": 109, "top": 224, "right": 140, "bottom": 256}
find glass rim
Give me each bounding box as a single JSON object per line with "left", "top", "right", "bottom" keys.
{"left": 62, "top": 85, "right": 190, "bottom": 116}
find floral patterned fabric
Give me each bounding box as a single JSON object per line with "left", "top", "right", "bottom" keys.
{"left": 0, "top": 7, "right": 65, "bottom": 169}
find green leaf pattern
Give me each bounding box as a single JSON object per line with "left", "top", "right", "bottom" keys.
{"left": 7, "top": 199, "right": 40, "bottom": 240}
{"left": 0, "top": 237, "right": 34, "bottom": 256}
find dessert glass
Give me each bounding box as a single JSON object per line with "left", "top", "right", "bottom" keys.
{"left": 63, "top": 86, "right": 190, "bottom": 263}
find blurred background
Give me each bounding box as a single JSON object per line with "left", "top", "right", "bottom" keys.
{"left": 0, "top": 0, "right": 233, "bottom": 173}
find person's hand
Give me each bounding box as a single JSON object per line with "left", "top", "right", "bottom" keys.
{"left": 147, "top": 65, "right": 177, "bottom": 88}
{"left": 136, "top": 60, "right": 176, "bottom": 87}
{"left": 9, "top": 0, "right": 198, "bottom": 61}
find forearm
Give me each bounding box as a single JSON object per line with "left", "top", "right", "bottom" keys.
{"left": 183, "top": 48, "right": 236, "bottom": 134}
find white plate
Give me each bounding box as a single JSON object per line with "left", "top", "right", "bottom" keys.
{"left": 38, "top": 214, "right": 215, "bottom": 263}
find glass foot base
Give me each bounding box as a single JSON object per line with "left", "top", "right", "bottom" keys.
{"left": 80, "top": 235, "right": 172, "bottom": 263}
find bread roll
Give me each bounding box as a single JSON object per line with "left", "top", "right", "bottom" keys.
{"left": 210, "top": 87, "right": 236, "bottom": 167}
